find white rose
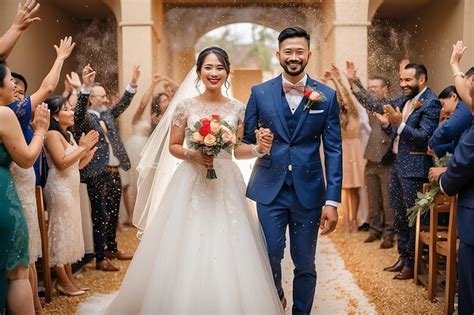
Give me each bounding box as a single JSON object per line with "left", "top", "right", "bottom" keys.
{"left": 192, "top": 132, "right": 203, "bottom": 143}
{"left": 210, "top": 121, "right": 221, "bottom": 133}
{"left": 203, "top": 134, "right": 217, "bottom": 146}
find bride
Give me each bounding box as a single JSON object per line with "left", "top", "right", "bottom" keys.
{"left": 78, "top": 47, "right": 284, "bottom": 314}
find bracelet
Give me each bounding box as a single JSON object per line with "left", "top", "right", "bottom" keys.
{"left": 33, "top": 132, "right": 46, "bottom": 141}
{"left": 251, "top": 144, "right": 266, "bottom": 158}
{"left": 452, "top": 72, "right": 465, "bottom": 79}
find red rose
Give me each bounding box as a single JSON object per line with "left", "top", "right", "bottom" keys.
{"left": 211, "top": 114, "right": 220, "bottom": 120}
{"left": 201, "top": 118, "right": 211, "bottom": 127}
{"left": 199, "top": 125, "right": 211, "bottom": 136}
{"left": 304, "top": 88, "right": 312, "bottom": 98}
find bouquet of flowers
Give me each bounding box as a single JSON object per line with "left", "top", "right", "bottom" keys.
{"left": 186, "top": 114, "right": 236, "bottom": 179}
{"left": 407, "top": 153, "right": 452, "bottom": 227}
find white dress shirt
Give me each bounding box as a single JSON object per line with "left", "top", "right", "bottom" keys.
{"left": 282, "top": 74, "right": 307, "bottom": 114}
{"left": 88, "top": 109, "right": 121, "bottom": 167}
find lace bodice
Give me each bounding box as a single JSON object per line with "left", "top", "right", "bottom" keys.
{"left": 172, "top": 97, "right": 245, "bottom": 159}
{"left": 172, "top": 97, "right": 245, "bottom": 130}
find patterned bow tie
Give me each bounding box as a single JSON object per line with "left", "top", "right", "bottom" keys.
{"left": 283, "top": 82, "right": 305, "bottom": 95}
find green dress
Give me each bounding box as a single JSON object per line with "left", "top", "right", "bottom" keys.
{"left": 0, "top": 143, "right": 29, "bottom": 314}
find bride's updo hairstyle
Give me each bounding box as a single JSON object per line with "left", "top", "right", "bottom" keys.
{"left": 195, "top": 46, "right": 231, "bottom": 90}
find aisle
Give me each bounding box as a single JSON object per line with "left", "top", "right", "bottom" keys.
{"left": 282, "top": 234, "right": 376, "bottom": 314}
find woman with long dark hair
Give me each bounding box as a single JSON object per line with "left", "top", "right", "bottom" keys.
{"left": 0, "top": 59, "right": 49, "bottom": 315}
{"left": 43, "top": 95, "right": 98, "bottom": 296}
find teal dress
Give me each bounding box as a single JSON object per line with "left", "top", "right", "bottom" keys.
{"left": 0, "top": 143, "right": 29, "bottom": 314}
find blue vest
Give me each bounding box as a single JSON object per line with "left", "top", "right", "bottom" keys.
{"left": 282, "top": 92, "right": 305, "bottom": 185}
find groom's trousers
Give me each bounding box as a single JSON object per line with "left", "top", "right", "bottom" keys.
{"left": 257, "top": 183, "right": 321, "bottom": 315}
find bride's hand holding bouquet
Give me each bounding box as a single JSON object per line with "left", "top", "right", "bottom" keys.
{"left": 185, "top": 114, "right": 236, "bottom": 179}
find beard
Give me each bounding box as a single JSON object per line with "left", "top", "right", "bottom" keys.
{"left": 280, "top": 59, "right": 307, "bottom": 77}
{"left": 403, "top": 84, "right": 420, "bottom": 99}
{"left": 97, "top": 104, "right": 109, "bottom": 112}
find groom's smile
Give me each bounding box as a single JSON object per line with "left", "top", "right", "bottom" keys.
{"left": 276, "top": 36, "right": 312, "bottom": 81}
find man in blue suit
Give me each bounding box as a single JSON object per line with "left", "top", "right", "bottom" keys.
{"left": 243, "top": 27, "right": 342, "bottom": 315}
{"left": 430, "top": 119, "right": 474, "bottom": 315}
{"left": 428, "top": 85, "right": 472, "bottom": 157}
{"left": 381, "top": 64, "right": 441, "bottom": 280}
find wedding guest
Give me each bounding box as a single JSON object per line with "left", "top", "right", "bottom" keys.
{"left": 345, "top": 62, "right": 399, "bottom": 248}
{"left": 121, "top": 75, "right": 170, "bottom": 225}
{"left": 428, "top": 86, "right": 472, "bottom": 157}
{"left": 0, "top": 0, "right": 40, "bottom": 60}
{"left": 43, "top": 95, "right": 98, "bottom": 297}
{"left": 325, "top": 65, "right": 365, "bottom": 233}
{"left": 0, "top": 59, "right": 49, "bottom": 315}
{"left": 12, "top": 72, "right": 27, "bottom": 101}
{"left": 7, "top": 36, "right": 75, "bottom": 314}
{"left": 349, "top": 62, "right": 440, "bottom": 280}
{"left": 72, "top": 64, "right": 139, "bottom": 271}
{"left": 429, "top": 118, "right": 474, "bottom": 315}
{"left": 450, "top": 41, "right": 473, "bottom": 108}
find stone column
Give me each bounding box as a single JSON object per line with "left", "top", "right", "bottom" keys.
{"left": 321, "top": 0, "right": 371, "bottom": 84}
{"left": 116, "top": 0, "right": 154, "bottom": 140}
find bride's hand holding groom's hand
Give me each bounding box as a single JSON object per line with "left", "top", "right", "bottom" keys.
{"left": 255, "top": 128, "right": 273, "bottom": 155}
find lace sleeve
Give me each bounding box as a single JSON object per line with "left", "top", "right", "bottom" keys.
{"left": 237, "top": 101, "right": 246, "bottom": 127}
{"left": 172, "top": 99, "right": 188, "bottom": 128}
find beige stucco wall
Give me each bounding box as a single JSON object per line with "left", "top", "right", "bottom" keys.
{"left": 399, "top": 0, "right": 473, "bottom": 93}
{"left": 0, "top": 1, "right": 79, "bottom": 94}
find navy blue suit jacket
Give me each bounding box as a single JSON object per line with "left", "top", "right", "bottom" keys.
{"left": 428, "top": 101, "right": 472, "bottom": 157}
{"left": 440, "top": 119, "right": 474, "bottom": 246}
{"left": 72, "top": 91, "right": 134, "bottom": 181}
{"left": 243, "top": 75, "right": 342, "bottom": 209}
{"left": 395, "top": 88, "right": 441, "bottom": 178}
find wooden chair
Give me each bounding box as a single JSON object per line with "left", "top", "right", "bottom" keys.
{"left": 414, "top": 184, "right": 458, "bottom": 314}
{"left": 35, "top": 186, "right": 52, "bottom": 303}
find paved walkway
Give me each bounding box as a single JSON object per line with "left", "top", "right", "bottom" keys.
{"left": 282, "top": 235, "right": 377, "bottom": 314}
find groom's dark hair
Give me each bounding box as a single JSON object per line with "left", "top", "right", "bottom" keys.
{"left": 278, "top": 27, "right": 310, "bottom": 48}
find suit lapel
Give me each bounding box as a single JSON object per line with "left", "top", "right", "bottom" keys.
{"left": 406, "top": 88, "right": 429, "bottom": 122}
{"left": 271, "top": 76, "right": 291, "bottom": 141}
{"left": 291, "top": 76, "right": 317, "bottom": 142}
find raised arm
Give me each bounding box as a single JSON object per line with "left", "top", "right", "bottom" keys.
{"left": 330, "top": 64, "right": 358, "bottom": 118}
{"left": 30, "top": 36, "right": 75, "bottom": 115}
{"left": 345, "top": 61, "right": 386, "bottom": 114}
{"left": 132, "top": 74, "right": 161, "bottom": 125}
{"left": 0, "top": 0, "right": 40, "bottom": 59}
{"left": 450, "top": 41, "right": 472, "bottom": 108}
{"left": 111, "top": 64, "right": 140, "bottom": 118}
{"left": 0, "top": 103, "right": 49, "bottom": 168}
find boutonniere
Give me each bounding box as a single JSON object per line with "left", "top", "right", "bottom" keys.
{"left": 303, "top": 87, "right": 326, "bottom": 111}
{"left": 412, "top": 99, "right": 423, "bottom": 110}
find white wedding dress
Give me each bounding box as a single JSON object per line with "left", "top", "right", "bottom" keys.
{"left": 78, "top": 97, "right": 283, "bottom": 315}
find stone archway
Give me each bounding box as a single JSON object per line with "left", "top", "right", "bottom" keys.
{"left": 163, "top": 4, "right": 323, "bottom": 81}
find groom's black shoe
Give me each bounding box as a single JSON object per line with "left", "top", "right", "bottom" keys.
{"left": 383, "top": 257, "right": 405, "bottom": 272}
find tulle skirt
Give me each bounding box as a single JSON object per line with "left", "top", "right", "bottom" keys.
{"left": 78, "top": 158, "right": 283, "bottom": 315}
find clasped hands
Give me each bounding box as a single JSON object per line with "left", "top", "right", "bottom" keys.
{"left": 372, "top": 105, "right": 403, "bottom": 127}
{"left": 255, "top": 127, "right": 273, "bottom": 155}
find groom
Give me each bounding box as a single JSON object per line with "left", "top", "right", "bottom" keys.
{"left": 243, "top": 26, "right": 342, "bottom": 314}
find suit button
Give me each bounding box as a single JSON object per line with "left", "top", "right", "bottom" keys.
{"left": 288, "top": 165, "right": 293, "bottom": 171}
